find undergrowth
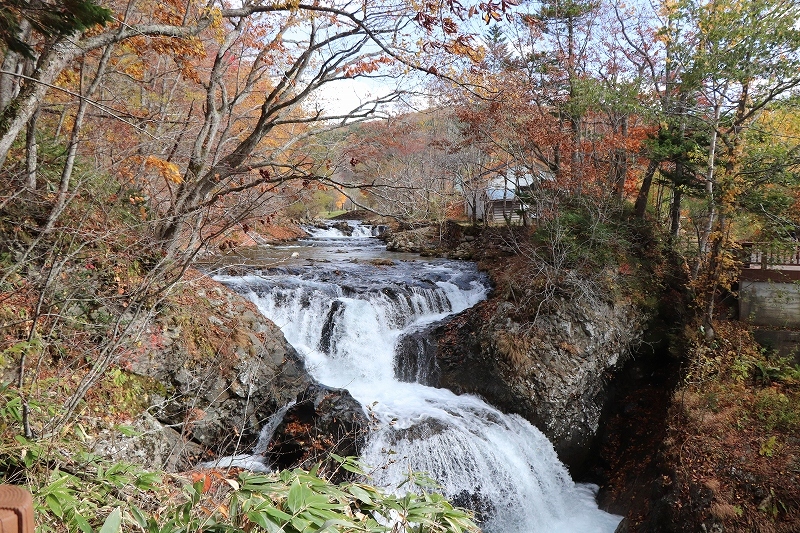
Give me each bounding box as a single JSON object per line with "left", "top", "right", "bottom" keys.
{"left": 481, "top": 197, "right": 673, "bottom": 325}
{"left": 666, "top": 320, "right": 800, "bottom": 532}
{"left": 0, "top": 384, "right": 478, "bottom": 533}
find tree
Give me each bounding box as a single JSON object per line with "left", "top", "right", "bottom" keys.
{"left": 534, "top": 0, "right": 601, "bottom": 189}
{"left": 1, "top": 0, "right": 514, "bottom": 253}
{"left": 675, "top": 0, "right": 800, "bottom": 334}
{"left": 338, "top": 109, "right": 465, "bottom": 220}
{"left": 0, "top": 0, "right": 523, "bottom": 437}
{"left": 0, "top": 0, "right": 111, "bottom": 58}
{"left": 737, "top": 101, "right": 800, "bottom": 239}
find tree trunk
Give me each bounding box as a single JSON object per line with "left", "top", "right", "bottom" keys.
{"left": 25, "top": 107, "right": 39, "bottom": 189}
{"left": 697, "top": 100, "right": 723, "bottom": 258}
{"left": 43, "top": 46, "right": 112, "bottom": 233}
{"left": 0, "top": 21, "right": 31, "bottom": 112}
{"left": 0, "top": 37, "right": 77, "bottom": 169}
{"left": 634, "top": 158, "right": 659, "bottom": 218}
{"left": 669, "top": 187, "right": 682, "bottom": 239}
{"left": 613, "top": 115, "right": 629, "bottom": 200}
{"left": 702, "top": 215, "right": 727, "bottom": 342}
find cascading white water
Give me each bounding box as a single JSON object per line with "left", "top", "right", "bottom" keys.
{"left": 215, "top": 221, "right": 621, "bottom": 533}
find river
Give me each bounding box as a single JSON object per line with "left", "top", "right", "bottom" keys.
{"left": 213, "top": 221, "right": 621, "bottom": 533}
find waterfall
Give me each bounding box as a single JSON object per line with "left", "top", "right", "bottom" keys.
{"left": 215, "top": 222, "right": 621, "bottom": 533}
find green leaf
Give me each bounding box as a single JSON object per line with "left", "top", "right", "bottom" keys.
{"left": 330, "top": 454, "right": 368, "bottom": 475}
{"left": 45, "top": 494, "right": 63, "bottom": 518}
{"left": 444, "top": 516, "right": 466, "bottom": 533}
{"left": 247, "top": 511, "right": 281, "bottom": 533}
{"left": 116, "top": 424, "right": 141, "bottom": 437}
{"left": 72, "top": 512, "right": 92, "bottom": 533}
{"left": 264, "top": 506, "right": 293, "bottom": 522}
{"left": 190, "top": 480, "right": 204, "bottom": 505}
{"left": 228, "top": 493, "right": 240, "bottom": 523}
{"left": 129, "top": 506, "right": 148, "bottom": 529}
{"left": 347, "top": 485, "right": 374, "bottom": 505}
{"left": 239, "top": 472, "right": 280, "bottom": 492}
{"left": 99, "top": 507, "right": 122, "bottom": 533}
{"left": 305, "top": 507, "right": 351, "bottom": 523}
{"left": 289, "top": 516, "right": 311, "bottom": 532}
{"left": 287, "top": 479, "right": 312, "bottom": 514}
{"left": 135, "top": 472, "right": 161, "bottom": 491}
{"left": 339, "top": 461, "right": 367, "bottom": 474}
{"left": 312, "top": 518, "right": 358, "bottom": 533}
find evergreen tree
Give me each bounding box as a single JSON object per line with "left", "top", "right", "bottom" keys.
{"left": 0, "top": 0, "right": 111, "bottom": 58}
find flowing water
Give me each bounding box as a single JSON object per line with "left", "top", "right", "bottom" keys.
{"left": 213, "top": 222, "right": 621, "bottom": 533}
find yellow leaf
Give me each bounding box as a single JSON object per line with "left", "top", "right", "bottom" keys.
{"left": 145, "top": 156, "right": 183, "bottom": 184}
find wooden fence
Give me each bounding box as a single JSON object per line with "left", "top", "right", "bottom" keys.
{"left": 739, "top": 242, "right": 800, "bottom": 269}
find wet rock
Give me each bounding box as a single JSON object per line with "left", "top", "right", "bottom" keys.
{"left": 394, "top": 321, "right": 445, "bottom": 386}
{"left": 450, "top": 489, "right": 495, "bottom": 524}
{"left": 330, "top": 221, "right": 354, "bottom": 236}
{"left": 368, "top": 258, "right": 395, "bottom": 266}
{"left": 268, "top": 383, "right": 368, "bottom": 482}
{"left": 378, "top": 417, "right": 451, "bottom": 443}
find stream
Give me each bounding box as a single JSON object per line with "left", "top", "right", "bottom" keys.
{"left": 213, "top": 222, "right": 621, "bottom": 533}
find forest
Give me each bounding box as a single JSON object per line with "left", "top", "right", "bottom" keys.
{"left": 1, "top": 0, "right": 800, "bottom": 531}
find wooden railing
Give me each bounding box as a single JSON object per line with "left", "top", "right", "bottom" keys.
{"left": 0, "top": 486, "right": 33, "bottom": 533}
{"left": 739, "top": 242, "right": 800, "bottom": 269}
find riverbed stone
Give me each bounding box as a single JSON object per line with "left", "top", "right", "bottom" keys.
{"left": 267, "top": 383, "right": 368, "bottom": 482}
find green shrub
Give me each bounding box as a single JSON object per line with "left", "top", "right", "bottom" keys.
{"left": 752, "top": 388, "right": 799, "bottom": 432}
{"left": 0, "top": 383, "right": 477, "bottom": 533}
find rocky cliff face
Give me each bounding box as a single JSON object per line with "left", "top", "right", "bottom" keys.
{"left": 112, "top": 271, "right": 371, "bottom": 475}
{"left": 121, "top": 272, "right": 312, "bottom": 464}
{"left": 381, "top": 222, "right": 660, "bottom": 473}
{"left": 436, "top": 280, "right": 649, "bottom": 473}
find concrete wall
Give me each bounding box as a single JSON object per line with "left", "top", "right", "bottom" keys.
{"left": 739, "top": 279, "right": 800, "bottom": 327}
{"left": 752, "top": 328, "right": 800, "bottom": 363}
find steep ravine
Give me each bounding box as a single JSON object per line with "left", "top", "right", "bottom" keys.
{"left": 107, "top": 222, "right": 682, "bottom": 530}
{"left": 582, "top": 335, "right": 682, "bottom": 530}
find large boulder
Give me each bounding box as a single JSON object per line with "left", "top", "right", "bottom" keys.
{"left": 267, "top": 383, "right": 368, "bottom": 482}
{"left": 382, "top": 221, "right": 476, "bottom": 258}
{"left": 436, "top": 289, "right": 648, "bottom": 473}
{"left": 122, "top": 272, "right": 311, "bottom": 460}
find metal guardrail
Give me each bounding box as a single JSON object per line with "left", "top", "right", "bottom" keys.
{"left": 0, "top": 485, "right": 34, "bottom": 533}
